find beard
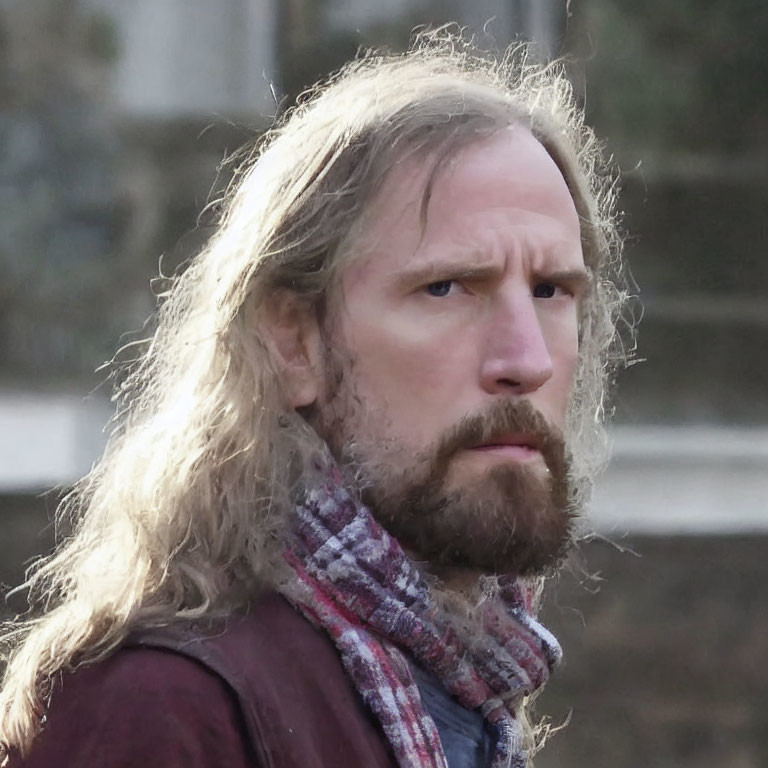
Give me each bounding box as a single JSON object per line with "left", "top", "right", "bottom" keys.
{"left": 366, "top": 401, "right": 573, "bottom": 576}
{"left": 308, "top": 353, "right": 576, "bottom": 577}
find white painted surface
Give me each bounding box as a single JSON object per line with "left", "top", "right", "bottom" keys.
{"left": 87, "top": 0, "right": 278, "bottom": 117}
{"left": 589, "top": 427, "right": 768, "bottom": 534}
{"left": 0, "top": 394, "right": 111, "bottom": 492}
{"left": 0, "top": 394, "right": 765, "bottom": 533}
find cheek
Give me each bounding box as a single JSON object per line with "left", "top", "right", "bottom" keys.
{"left": 540, "top": 308, "right": 581, "bottom": 416}
{"left": 557, "top": 325, "right": 581, "bottom": 381}
{"left": 355, "top": 320, "right": 463, "bottom": 392}
{"left": 337, "top": 310, "right": 472, "bottom": 437}
{"left": 542, "top": 305, "right": 580, "bottom": 371}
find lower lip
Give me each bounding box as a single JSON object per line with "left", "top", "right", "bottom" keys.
{"left": 471, "top": 444, "right": 541, "bottom": 460}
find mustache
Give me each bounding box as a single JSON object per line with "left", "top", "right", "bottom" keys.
{"left": 430, "top": 399, "right": 567, "bottom": 475}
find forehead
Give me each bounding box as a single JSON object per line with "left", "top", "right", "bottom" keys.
{"left": 344, "top": 126, "right": 583, "bottom": 278}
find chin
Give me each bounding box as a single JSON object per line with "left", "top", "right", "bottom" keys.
{"left": 372, "top": 462, "right": 575, "bottom": 578}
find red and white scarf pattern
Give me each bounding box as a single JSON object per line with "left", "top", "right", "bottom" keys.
{"left": 278, "top": 456, "right": 561, "bottom": 768}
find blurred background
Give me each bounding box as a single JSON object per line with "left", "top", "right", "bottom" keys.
{"left": 0, "top": 0, "right": 765, "bottom": 765}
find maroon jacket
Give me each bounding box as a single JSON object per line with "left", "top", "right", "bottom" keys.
{"left": 14, "top": 592, "right": 397, "bottom": 768}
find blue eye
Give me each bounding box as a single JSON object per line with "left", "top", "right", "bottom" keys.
{"left": 533, "top": 282, "right": 557, "bottom": 298}
{"left": 426, "top": 280, "right": 453, "bottom": 297}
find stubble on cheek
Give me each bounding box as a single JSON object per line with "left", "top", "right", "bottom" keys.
{"left": 302, "top": 326, "right": 576, "bottom": 577}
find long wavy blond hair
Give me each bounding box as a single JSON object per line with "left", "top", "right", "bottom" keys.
{"left": 1, "top": 29, "right": 629, "bottom": 759}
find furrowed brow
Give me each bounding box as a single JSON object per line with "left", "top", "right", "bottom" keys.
{"left": 542, "top": 267, "right": 593, "bottom": 294}
{"left": 396, "top": 261, "right": 501, "bottom": 288}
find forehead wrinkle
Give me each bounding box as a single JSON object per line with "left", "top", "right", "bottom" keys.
{"left": 528, "top": 238, "right": 585, "bottom": 268}
{"left": 339, "top": 128, "right": 586, "bottom": 300}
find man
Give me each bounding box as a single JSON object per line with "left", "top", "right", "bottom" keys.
{"left": 0, "top": 31, "right": 627, "bottom": 768}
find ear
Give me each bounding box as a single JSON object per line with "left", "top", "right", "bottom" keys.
{"left": 257, "top": 289, "right": 324, "bottom": 409}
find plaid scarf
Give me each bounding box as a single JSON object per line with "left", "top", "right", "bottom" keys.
{"left": 278, "top": 454, "right": 562, "bottom": 768}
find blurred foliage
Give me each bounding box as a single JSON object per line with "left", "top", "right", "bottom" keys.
{"left": 0, "top": 0, "right": 125, "bottom": 381}
{"left": 84, "top": 10, "right": 120, "bottom": 65}
{"left": 278, "top": 0, "right": 462, "bottom": 104}
{"left": 559, "top": 0, "right": 768, "bottom": 425}
{"left": 566, "top": 0, "right": 768, "bottom": 158}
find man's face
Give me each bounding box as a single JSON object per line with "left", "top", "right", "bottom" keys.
{"left": 312, "top": 126, "right": 588, "bottom": 575}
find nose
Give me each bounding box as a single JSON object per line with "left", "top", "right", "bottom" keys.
{"left": 479, "top": 293, "right": 554, "bottom": 395}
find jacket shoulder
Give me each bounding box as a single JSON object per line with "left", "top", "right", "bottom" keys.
{"left": 131, "top": 591, "right": 397, "bottom": 768}
{"left": 14, "top": 646, "right": 255, "bottom": 767}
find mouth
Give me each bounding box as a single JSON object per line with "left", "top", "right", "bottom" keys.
{"left": 468, "top": 433, "right": 543, "bottom": 461}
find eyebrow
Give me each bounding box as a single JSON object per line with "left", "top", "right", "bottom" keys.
{"left": 394, "top": 260, "right": 502, "bottom": 288}
{"left": 538, "top": 268, "right": 593, "bottom": 293}
{"left": 394, "top": 261, "right": 593, "bottom": 293}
